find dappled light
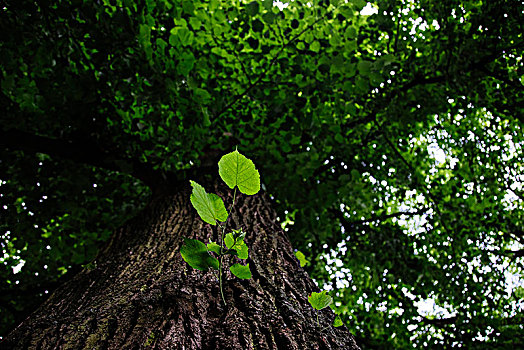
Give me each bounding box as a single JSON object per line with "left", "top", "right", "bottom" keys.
{"left": 1, "top": 0, "right": 522, "bottom": 348}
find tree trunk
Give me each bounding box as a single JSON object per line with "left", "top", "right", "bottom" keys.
{"left": 3, "top": 180, "right": 359, "bottom": 349}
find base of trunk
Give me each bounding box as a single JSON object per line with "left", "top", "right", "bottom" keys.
{"left": 3, "top": 183, "right": 359, "bottom": 349}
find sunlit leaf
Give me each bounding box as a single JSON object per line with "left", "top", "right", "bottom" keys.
{"left": 218, "top": 150, "right": 260, "bottom": 195}
{"left": 230, "top": 263, "right": 251, "bottom": 279}
{"left": 207, "top": 241, "right": 221, "bottom": 255}
{"left": 333, "top": 316, "right": 343, "bottom": 327}
{"left": 190, "top": 181, "right": 228, "bottom": 225}
{"left": 225, "top": 232, "right": 248, "bottom": 259}
{"left": 308, "top": 291, "right": 333, "bottom": 310}
{"left": 295, "top": 250, "right": 309, "bottom": 267}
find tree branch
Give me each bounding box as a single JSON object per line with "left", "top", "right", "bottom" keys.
{"left": 0, "top": 127, "right": 169, "bottom": 190}
{"left": 486, "top": 248, "right": 524, "bottom": 258}
{"left": 329, "top": 207, "right": 428, "bottom": 227}
{"left": 394, "top": 41, "right": 524, "bottom": 94}
{"left": 399, "top": 76, "right": 446, "bottom": 93}
{"left": 421, "top": 314, "right": 524, "bottom": 328}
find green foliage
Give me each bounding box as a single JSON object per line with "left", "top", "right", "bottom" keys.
{"left": 225, "top": 230, "right": 248, "bottom": 259}
{"left": 180, "top": 238, "right": 219, "bottom": 271}
{"left": 308, "top": 291, "right": 333, "bottom": 310}
{"left": 181, "top": 151, "right": 259, "bottom": 303}
{"left": 308, "top": 290, "right": 341, "bottom": 331}
{"left": 218, "top": 150, "right": 261, "bottom": 195}
{"left": 295, "top": 250, "right": 310, "bottom": 267}
{"left": 206, "top": 241, "right": 222, "bottom": 255}
{"left": 189, "top": 180, "right": 228, "bottom": 225}
{"left": 229, "top": 263, "right": 251, "bottom": 279}
{"left": 1, "top": 0, "right": 522, "bottom": 346}
{"left": 333, "top": 316, "right": 343, "bottom": 328}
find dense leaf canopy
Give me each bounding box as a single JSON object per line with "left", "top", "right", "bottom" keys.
{"left": 1, "top": 0, "right": 523, "bottom": 348}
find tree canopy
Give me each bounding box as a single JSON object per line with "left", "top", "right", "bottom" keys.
{"left": 1, "top": 0, "right": 523, "bottom": 348}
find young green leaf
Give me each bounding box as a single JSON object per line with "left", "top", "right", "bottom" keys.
{"left": 235, "top": 243, "right": 248, "bottom": 259}
{"left": 295, "top": 250, "right": 310, "bottom": 267}
{"left": 230, "top": 263, "right": 251, "bottom": 279}
{"left": 207, "top": 241, "right": 221, "bottom": 255}
{"left": 333, "top": 316, "right": 343, "bottom": 327}
{"left": 180, "top": 238, "right": 219, "bottom": 271}
{"left": 246, "top": 1, "right": 259, "bottom": 16}
{"left": 308, "top": 291, "right": 333, "bottom": 310}
{"left": 232, "top": 228, "right": 246, "bottom": 241}
{"left": 224, "top": 233, "right": 249, "bottom": 259}
{"left": 218, "top": 150, "right": 260, "bottom": 195}
{"left": 190, "top": 180, "right": 228, "bottom": 225}
{"left": 224, "top": 232, "right": 235, "bottom": 249}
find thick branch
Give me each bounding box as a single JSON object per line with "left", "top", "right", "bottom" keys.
{"left": 395, "top": 41, "right": 524, "bottom": 95}
{"left": 0, "top": 127, "right": 169, "bottom": 190}
{"left": 399, "top": 76, "right": 446, "bottom": 93}
{"left": 486, "top": 248, "right": 524, "bottom": 258}
{"left": 329, "top": 207, "right": 428, "bottom": 228}
{"left": 421, "top": 314, "right": 524, "bottom": 328}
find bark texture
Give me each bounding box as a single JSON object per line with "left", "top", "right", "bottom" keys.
{"left": 3, "top": 180, "right": 359, "bottom": 349}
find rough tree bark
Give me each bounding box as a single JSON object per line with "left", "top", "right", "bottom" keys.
{"left": 2, "top": 178, "right": 359, "bottom": 349}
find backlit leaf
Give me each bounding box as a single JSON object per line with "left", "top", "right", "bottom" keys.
{"left": 230, "top": 263, "right": 251, "bottom": 279}
{"left": 218, "top": 150, "right": 260, "bottom": 195}
{"left": 295, "top": 250, "right": 309, "bottom": 267}
{"left": 190, "top": 181, "right": 228, "bottom": 225}
{"left": 308, "top": 291, "right": 333, "bottom": 310}
{"left": 207, "top": 241, "right": 221, "bottom": 255}
{"left": 225, "top": 232, "right": 248, "bottom": 259}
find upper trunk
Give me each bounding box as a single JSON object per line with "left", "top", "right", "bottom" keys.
{"left": 3, "top": 179, "right": 359, "bottom": 349}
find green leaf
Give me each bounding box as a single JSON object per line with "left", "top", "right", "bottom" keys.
{"left": 176, "top": 28, "right": 194, "bottom": 46}
{"left": 295, "top": 250, "right": 310, "bottom": 267}
{"left": 139, "top": 24, "right": 151, "bottom": 45}
{"left": 193, "top": 87, "right": 211, "bottom": 104}
{"left": 180, "top": 238, "right": 219, "bottom": 271}
{"left": 333, "top": 316, "right": 343, "bottom": 327}
{"left": 251, "top": 19, "right": 264, "bottom": 32}
{"left": 246, "top": 1, "right": 259, "bottom": 16}
{"left": 344, "top": 26, "right": 358, "bottom": 39}
{"left": 351, "top": 0, "right": 366, "bottom": 9}
{"left": 224, "top": 232, "right": 235, "bottom": 249}
{"left": 262, "top": 12, "right": 275, "bottom": 24}
{"left": 225, "top": 232, "right": 248, "bottom": 259}
{"left": 230, "top": 263, "right": 251, "bottom": 279}
{"left": 218, "top": 150, "right": 260, "bottom": 195}
{"left": 308, "top": 291, "right": 333, "bottom": 310}
{"left": 235, "top": 243, "right": 248, "bottom": 259}
{"left": 357, "top": 60, "right": 372, "bottom": 76}
{"left": 262, "top": 0, "right": 273, "bottom": 10}
{"left": 189, "top": 17, "right": 202, "bottom": 29}
{"left": 232, "top": 228, "right": 246, "bottom": 241}
{"left": 310, "top": 41, "right": 321, "bottom": 53}
{"left": 182, "top": 0, "right": 195, "bottom": 14}
{"left": 207, "top": 241, "right": 221, "bottom": 255}
{"left": 190, "top": 180, "right": 228, "bottom": 225}
{"left": 177, "top": 51, "right": 195, "bottom": 76}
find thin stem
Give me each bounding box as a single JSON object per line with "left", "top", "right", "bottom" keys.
{"left": 218, "top": 256, "right": 226, "bottom": 306}
{"left": 217, "top": 187, "right": 238, "bottom": 306}
{"left": 220, "top": 187, "right": 237, "bottom": 251}
{"left": 316, "top": 310, "right": 320, "bottom": 328}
